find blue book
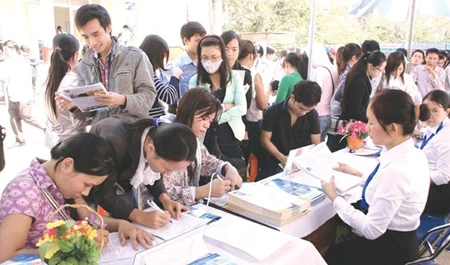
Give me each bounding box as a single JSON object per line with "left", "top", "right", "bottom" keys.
{"left": 188, "top": 253, "right": 237, "bottom": 265}
{"left": 2, "top": 254, "right": 45, "bottom": 264}
{"left": 262, "top": 178, "right": 325, "bottom": 204}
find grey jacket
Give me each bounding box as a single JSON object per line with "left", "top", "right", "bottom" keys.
{"left": 72, "top": 39, "right": 156, "bottom": 124}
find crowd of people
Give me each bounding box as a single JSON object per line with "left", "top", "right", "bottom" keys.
{"left": 0, "top": 3, "right": 449, "bottom": 265}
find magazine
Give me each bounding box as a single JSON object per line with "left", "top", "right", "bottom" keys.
{"left": 60, "top": 82, "right": 108, "bottom": 112}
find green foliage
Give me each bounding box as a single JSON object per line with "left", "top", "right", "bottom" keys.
{"left": 223, "top": 0, "right": 450, "bottom": 46}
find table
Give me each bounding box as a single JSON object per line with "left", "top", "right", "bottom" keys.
{"left": 217, "top": 148, "right": 379, "bottom": 254}
{"left": 100, "top": 205, "right": 327, "bottom": 265}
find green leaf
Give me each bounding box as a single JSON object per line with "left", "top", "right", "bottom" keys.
{"left": 66, "top": 256, "right": 79, "bottom": 265}
{"left": 39, "top": 242, "right": 54, "bottom": 260}
{"left": 56, "top": 220, "right": 75, "bottom": 236}
{"left": 58, "top": 240, "right": 74, "bottom": 253}
{"left": 48, "top": 255, "right": 61, "bottom": 265}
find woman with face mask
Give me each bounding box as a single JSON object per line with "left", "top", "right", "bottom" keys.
{"left": 189, "top": 35, "right": 247, "bottom": 180}
{"left": 418, "top": 90, "right": 450, "bottom": 215}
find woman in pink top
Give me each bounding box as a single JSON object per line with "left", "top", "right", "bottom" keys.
{"left": 307, "top": 44, "right": 338, "bottom": 141}
{"left": 0, "top": 133, "right": 154, "bottom": 263}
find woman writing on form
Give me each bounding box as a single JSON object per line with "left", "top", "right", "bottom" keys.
{"left": 322, "top": 89, "right": 430, "bottom": 265}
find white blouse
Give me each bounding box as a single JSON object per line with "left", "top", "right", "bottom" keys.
{"left": 378, "top": 73, "right": 422, "bottom": 104}
{"left": 423, "top": 118, "right": 450, "bottom": 185}
{"left": 333, "top": 138, "right": 430, "bottom": 240}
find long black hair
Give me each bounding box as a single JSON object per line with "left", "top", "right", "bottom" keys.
{"left": 45, "top": 34, "right": 79, "bottom": 122}
{"left": 385, "top": 52, "right": 405, "bottom": 85}
{"left": 196, "top": 35, "right": 232, "bottom": 90}
{"left": 51, "top": 133, "right": 114, "bottom": 176}
{"left": 139, "top": 34, "right": 169, "bottom": 71}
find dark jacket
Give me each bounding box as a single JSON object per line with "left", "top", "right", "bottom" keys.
{"left": 89, "top": 114, "right": 166, "bottom": 220}
{"left": 341, "top": 72, "right": 371, "bottom": 122}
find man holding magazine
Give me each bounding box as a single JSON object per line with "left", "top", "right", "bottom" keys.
{"left": 57, "top": 4, "right": 156, "bottom": 125}
{"left": 258, "top": 81, "right": 322, "bottom": 181}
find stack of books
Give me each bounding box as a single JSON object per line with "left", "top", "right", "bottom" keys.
{"left": 226, "top": 181, "right": 313, "bottom": 226}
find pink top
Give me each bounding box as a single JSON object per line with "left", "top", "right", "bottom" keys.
{"left": 0, "top": 159, "right": 70, "bottom": 248}
{"left": 313, "top": 65, "right": 339, "bottom": 116}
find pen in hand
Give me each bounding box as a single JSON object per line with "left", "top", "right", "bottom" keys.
{"left": 147, "top": 199, "right": 173, "bottom": 224}
{"left": 215, "top": 174, "right": 240, "bottom": 190}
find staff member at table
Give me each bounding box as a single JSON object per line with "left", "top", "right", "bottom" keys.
{"left": 322, "top": 89, "right": 430, "bottom": 265}
{"left": 419, "top": 90, "right": 450, "bottom": 215}
{"left": 258, "top": 80, "right": 321, "bottom": 181}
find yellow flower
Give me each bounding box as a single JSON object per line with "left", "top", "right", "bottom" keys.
{"left": 44, "top": 243, "right": 60, "bottom": 259}
{"left": 87, "top": 228, "right": 98, "bottom": 241}
{"left": 46, "top": 220, "right": 65, "bottom": 229}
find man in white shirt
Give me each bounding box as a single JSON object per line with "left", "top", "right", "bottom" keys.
{"left": 412, "top": 48, "right": 446, "bottom": 98}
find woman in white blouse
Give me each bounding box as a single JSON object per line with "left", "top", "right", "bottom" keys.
{"left": 375, "top": 51, "right": 422, "bottom": 104}
{"left": 322, "top": 89, "right": 430, "bottom": 265}
{"left": 419, "top": 90, "right": 450, "bottom": 215}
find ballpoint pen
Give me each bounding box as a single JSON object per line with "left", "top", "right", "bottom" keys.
{"left": 147, "top": 199, "right": 173, "bottom": 224}
{"left": 214, "top": 174, "right": 240, "bottom": 190}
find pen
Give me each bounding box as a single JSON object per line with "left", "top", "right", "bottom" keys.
{"left": 214, "top": 175, "right": 240, "bottom": 190}
{"left": 147, "top": 199, "right": 172, "bottom": 224}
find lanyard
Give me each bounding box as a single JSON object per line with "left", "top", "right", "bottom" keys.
{"left": 360, "top": 163, "right": 380, "bottom": 210}
{"left": 420, "top": 121, "right": 444, "bottom": 150}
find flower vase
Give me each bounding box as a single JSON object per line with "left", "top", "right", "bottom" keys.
{"left": 347, "top": 136, "right": 363, "bottom": 153}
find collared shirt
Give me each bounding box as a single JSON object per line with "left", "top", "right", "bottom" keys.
{"left": 412, "top": 65, "right": 446, "bottom": 98}
{"left": 93, "top": 38, "right": 117, "bottom": 91}
{"left": 422, "top": 118, "right": 450, "bottom": 185}
{"left": 0, "top": 159, "right": 70, "bottom": 248}
{"left": 333, "top": 138, "right": 430, "bottom": 240}
{"left": 173, "top": 50, "right": 197, "bottom": 97}
{"left": 262, "top": 99, "right": 320, "bottom": 158}
{"left": 378, "top": 73, "right": 422, "bottom": 104}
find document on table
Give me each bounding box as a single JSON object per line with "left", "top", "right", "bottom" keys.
{"left": 99, "top": 213, "right": 210, "bottom": 263}
{"left": 203, "top": 215, "right": 290, "bottom": 262}
{"left": 290, "top": 143, "right": 364, "bottom": 193}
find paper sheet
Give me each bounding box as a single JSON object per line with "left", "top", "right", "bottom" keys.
{"left": 203, "top": 216, "right": 290, "bottom": 262}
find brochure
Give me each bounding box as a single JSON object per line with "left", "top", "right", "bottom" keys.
{"left": 60, "top": 82, "right": 108, "bottom": 112}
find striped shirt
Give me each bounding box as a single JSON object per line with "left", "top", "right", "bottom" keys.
{"left": 93, "top": 39, "right": 117, "bottom": 91}
{"left": 149, "top": 72, "right": 179, "bottom": 118}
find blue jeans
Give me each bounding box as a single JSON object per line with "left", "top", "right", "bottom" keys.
{"left": 319, "top": 115, "right": 331, "bottom": 142}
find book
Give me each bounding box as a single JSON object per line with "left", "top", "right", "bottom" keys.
{"left": 1, "top": 254, "right": 45, "bottom": 264}
{"left": 187, "top": 253, "right": 237, "bottom": 265}
{"left": 291, "top": 142, "right": 365, "bottom": 193}
{"left": 260, "top": 177, "right": 325, "bottom": 205}
{"left": 226, "top": 182, "right": 310, "bottom": 226}
{"left": 60, "top": 82, "right": 108, "bottom": 112}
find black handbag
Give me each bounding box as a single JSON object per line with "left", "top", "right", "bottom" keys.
{"left": 0, "top": 125, "right": 6, "bottom": 172}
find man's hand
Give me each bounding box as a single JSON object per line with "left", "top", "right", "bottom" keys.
{"left": 160, "top": 193, "right": 188, "bottom": 220}
{"left": 117, "top": 220, "right": 154, "bottom": 250}
{"left": 95, "top": 92, "right": 126, "bottom": 107}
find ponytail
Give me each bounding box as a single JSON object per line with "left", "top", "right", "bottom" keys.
{"left": 45, "top": 34, "right": 79, "bottom": 122}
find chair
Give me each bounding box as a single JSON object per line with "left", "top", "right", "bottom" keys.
{"left": 406, "top": 223, "right": 450, "bottom": 265}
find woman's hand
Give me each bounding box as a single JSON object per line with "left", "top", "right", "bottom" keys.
{"left": 209, "top": 179, "right": 231, "bottom": 197}
{"left": 333, "top": 162, "right": 363, "bottom": 177}
{"left": 117, "top": 221, "right": 154, "bottom": 250}
{"left": 54, "top": 92, "right": 76, "bottom": 111}
{"left": 224, "top": 165, "right": 242, "bottom": 190}
{"left": 172, "top": 66, "right": 184, "bottom": 79}
{"left": 94, "top": 229, "right": 110, "bottom": 247}
{"left": 321, "top": 176, "right": 339, "bottom": 202}
{"left": 160, "top": 194, "right": 188, "bottom": 220}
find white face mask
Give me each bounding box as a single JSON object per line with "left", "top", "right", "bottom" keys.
{"left": 202, "top": 59, "right": 223, "bottom": 74}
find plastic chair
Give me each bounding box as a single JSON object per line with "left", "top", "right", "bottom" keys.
{"left": 406, "top": 223, "right": 450, "bottom": 265}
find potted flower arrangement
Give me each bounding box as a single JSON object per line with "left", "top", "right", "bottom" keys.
{"left": 337, "top": 120, "right": 369, "bottom": 152}
{"left": 36, "top": 205, "right": 104, "bottom": 265}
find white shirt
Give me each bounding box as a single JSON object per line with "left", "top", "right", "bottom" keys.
{"left": 377, "top": 73, "right": 422, "bottom": 104}
{"left": 333, "top": 138, "right": 430, "bottom": 240}
{"left": 423, "top": 118, "right": 450, "bottom": 185}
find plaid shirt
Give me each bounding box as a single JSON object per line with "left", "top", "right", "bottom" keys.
{"left": 92, "top": 39, "right": 117, "bottom": 91}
